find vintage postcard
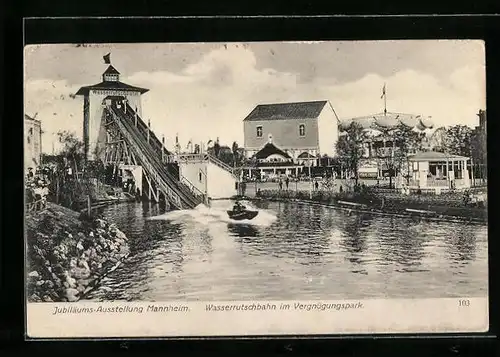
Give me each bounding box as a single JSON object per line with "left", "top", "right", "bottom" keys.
{"left": 24, "top": 40, "right": 488, "bottom": 338}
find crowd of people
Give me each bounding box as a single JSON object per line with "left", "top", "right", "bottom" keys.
{"left": 25, "top": 166, "right": 54, "bottom": 211}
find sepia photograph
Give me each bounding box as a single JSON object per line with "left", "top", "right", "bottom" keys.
{"left": 24, "top": 40, "right": 488, "bottom": 337}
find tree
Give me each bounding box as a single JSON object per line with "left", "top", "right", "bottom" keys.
{"left": 53, "top": 131, "right": 86, "bottom": 208}
{"left": 428, "top": 127, "right": 447, "bottom": 152}
{"left": 57, "top": 130, "right": 85, "bottom": 174}
{"left": 213, "top": 137, "right": 221, "bottom": 158}
{"left": 375, "top": 146, "right": 407, "bottom": 189}
{"left": 392, "top": 123, "right": 425, "bottom": 184}
{"left": 393, "top": 123, "right": 425, "bottom": 155}
{"left": 231, "top": 141, "right": 240, "bottom": 168}
{"left": 442, "top": 125, "right": 473, "bottom": 157}
{"left": 335, "top": 122, "right": 367, "bottom": 184}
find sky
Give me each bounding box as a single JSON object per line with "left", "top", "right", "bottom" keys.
{"left": 24, "top": 40, "right": 486, "bottom": 154}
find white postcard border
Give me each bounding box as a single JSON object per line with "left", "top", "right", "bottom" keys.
{"left": 27, "top": 297, "right": 488, "bottom": 338}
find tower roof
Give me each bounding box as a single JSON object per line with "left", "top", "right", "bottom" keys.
{"left": 75, "top": 64, "right": 149, "bottom": 96}
{"left": 75, "top": 81, "right": 149, "bottom": 96}
{"left": 103, "top": 65, "right": 120, "bottom": 75}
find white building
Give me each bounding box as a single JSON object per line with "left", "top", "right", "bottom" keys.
{"left": 24, "top": 114, "right": 42, "bottom": 172}
{"left": 243, "top": 100, "right": 339, "bottom": 164}
{"left": 76, "top": 65, "right": 149, "bottom": 161}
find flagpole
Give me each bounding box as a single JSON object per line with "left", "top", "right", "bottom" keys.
{"left": 384, "top": 83, "right": 387, "bottom": 116}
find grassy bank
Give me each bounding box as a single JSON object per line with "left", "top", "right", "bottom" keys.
{"left": 26, "top": 202, "right": 130, "bottom": 302}
{"left": 257, "top": 189, "right": 487, "bottom": 222}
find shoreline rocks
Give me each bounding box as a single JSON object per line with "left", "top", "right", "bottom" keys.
{"left": 26, "top": 208, "right": 130, "bottom": 302}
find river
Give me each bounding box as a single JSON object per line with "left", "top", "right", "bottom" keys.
{"left": 86, "top": 199, "right": 488, "bottom": 301}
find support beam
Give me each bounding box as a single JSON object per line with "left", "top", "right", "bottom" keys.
{"left": 106, "top": 140, "right": 125, "bottom": 145}
{"left": 122, "top": 140, "right": 132, "bottom": 165}
{"left": 143, "top": 170, "right": 159, "bottom": 202}
{"left": 130, "top": 150, "right": 138, "bottom": 166}
{"left": 112, "top": 142, "right": 119, "bottom": 164}
{"left": 109, "top": 147, "right": 115, "bottom": 165}
{"left": 104, "top": 146, "right": 111, "bottom": 164}
{"left": 147, "top": 119, "right": 151, "bottom": 144}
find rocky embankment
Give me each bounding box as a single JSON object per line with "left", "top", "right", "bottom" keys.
{"left": 26, "top": 203, "right": 130, "bottom": 302}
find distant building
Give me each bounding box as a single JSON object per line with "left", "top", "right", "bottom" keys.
{"left": 338, "top": 112, "right": 434, "bottom": 178}
{"left": 24, "top": 114, "right": 42, "bottom": 172}
{"left": 243, "top": 100, "right": 339, "bottom": 165}
{"left": 339, "top": 111, "right": 434, "bottom": 158}
{"left": 406, "top": 151, "right": 471, "bottom": 192}
{"left": 242, "top": 140, "right": 303, "bottom": 178}
{"left": 471, "top": 109, "right": 487, "bottom": 180}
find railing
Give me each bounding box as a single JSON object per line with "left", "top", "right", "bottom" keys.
{"left": 180, "top": 176, "right": 206, "bottom": 200}
{"left": 26, "top": 198, "right": 47, "bottom": 213}
{"left": 206, "top": 153, "right": 236, "bottom": 175}
{"left": 176, "top": 153, "right": 206, "bottom": 164}
{"left": 427, "top": 179, "right": 449, "bottom": 187}
{"left": 126, "top": 106, "right": 172, "bottom": 161}
{"left": 108, "top": 106, "right": 184, "bottom": 208}
{"left": 114, "top": 103, "right": 204, "bottom": 208}
{"left": 407, "top": 179, "right": 419, "bottom": 187}
{"left": 175, "top": 153, "right": 237, "bottom": 177}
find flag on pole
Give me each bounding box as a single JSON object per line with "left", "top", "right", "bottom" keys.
{"left": 380, "top": 83, "right": 386, "bottom": 99}
{"left": 103, "top": 53, "right": 111, "bottom": 64}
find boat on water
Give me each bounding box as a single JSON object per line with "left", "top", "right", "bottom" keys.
{"left": 227, "top": 202, "right": 259, "bottom": 221}
{"left": 227, "top": 209, "right": 259, "bottom": 221}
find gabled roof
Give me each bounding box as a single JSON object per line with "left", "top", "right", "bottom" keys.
{"left": 24, "top": 114, "right": 38, "bottom": 121}
{"left": 254, "top": 143, "right": 291, "bottom": 159}
{"left": 408, "top": 151, "right": 469, "bottom": 162}
{"left": 103, "top": 65, "right": 120, "bottom": 75}
{"left": 75, "top": 81, "right": 149, "bottom": 96}
{"left": 297, "top": 151, "right": 315, "bottom": 159}
{"left": 244, "top": 100, "right": 328, "bottom": 122}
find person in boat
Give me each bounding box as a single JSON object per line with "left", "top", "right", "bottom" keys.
{"left": 233, "top": 201, "right": 246, "bottom": 213}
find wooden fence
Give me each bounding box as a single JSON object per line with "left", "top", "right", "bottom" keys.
{"left": 25, "top": 198, "right": 47, "bottom": 213}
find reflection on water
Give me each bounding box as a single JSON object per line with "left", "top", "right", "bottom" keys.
{"left": 86, "top": 200, "right": 488, "bottom": 301}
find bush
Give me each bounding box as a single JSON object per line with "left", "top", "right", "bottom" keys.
{"left": 258, "top": 188, "right": 381, "bottom": 206}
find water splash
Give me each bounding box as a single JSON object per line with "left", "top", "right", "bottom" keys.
{"left": 147, "top": 199, "right": 277, "bottom": 227}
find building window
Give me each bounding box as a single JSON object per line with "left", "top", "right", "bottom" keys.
{"left": 29, "top": 128, "right": 33, "bottom": 135}
{"left": 199, "top": 171, "right": 203, "bottom": 182}
{"left": 256, "top": 126, "right": 263, "bottom": 137}
{"left": 299, "top": 124, "right": 305, "bottom": 137}
{"left": 27, "top": 136, "right": 31, "bottom": 144}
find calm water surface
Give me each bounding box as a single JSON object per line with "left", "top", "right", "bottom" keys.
{"left": 86, "top": 200, "right": 488, "bottom": 301}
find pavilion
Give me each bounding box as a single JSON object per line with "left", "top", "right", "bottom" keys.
{"left": 241, "top": 141, "right": 303, "bottom": 179}
{"left": 405, "top": 151, "right": 472, "bottom": 192}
